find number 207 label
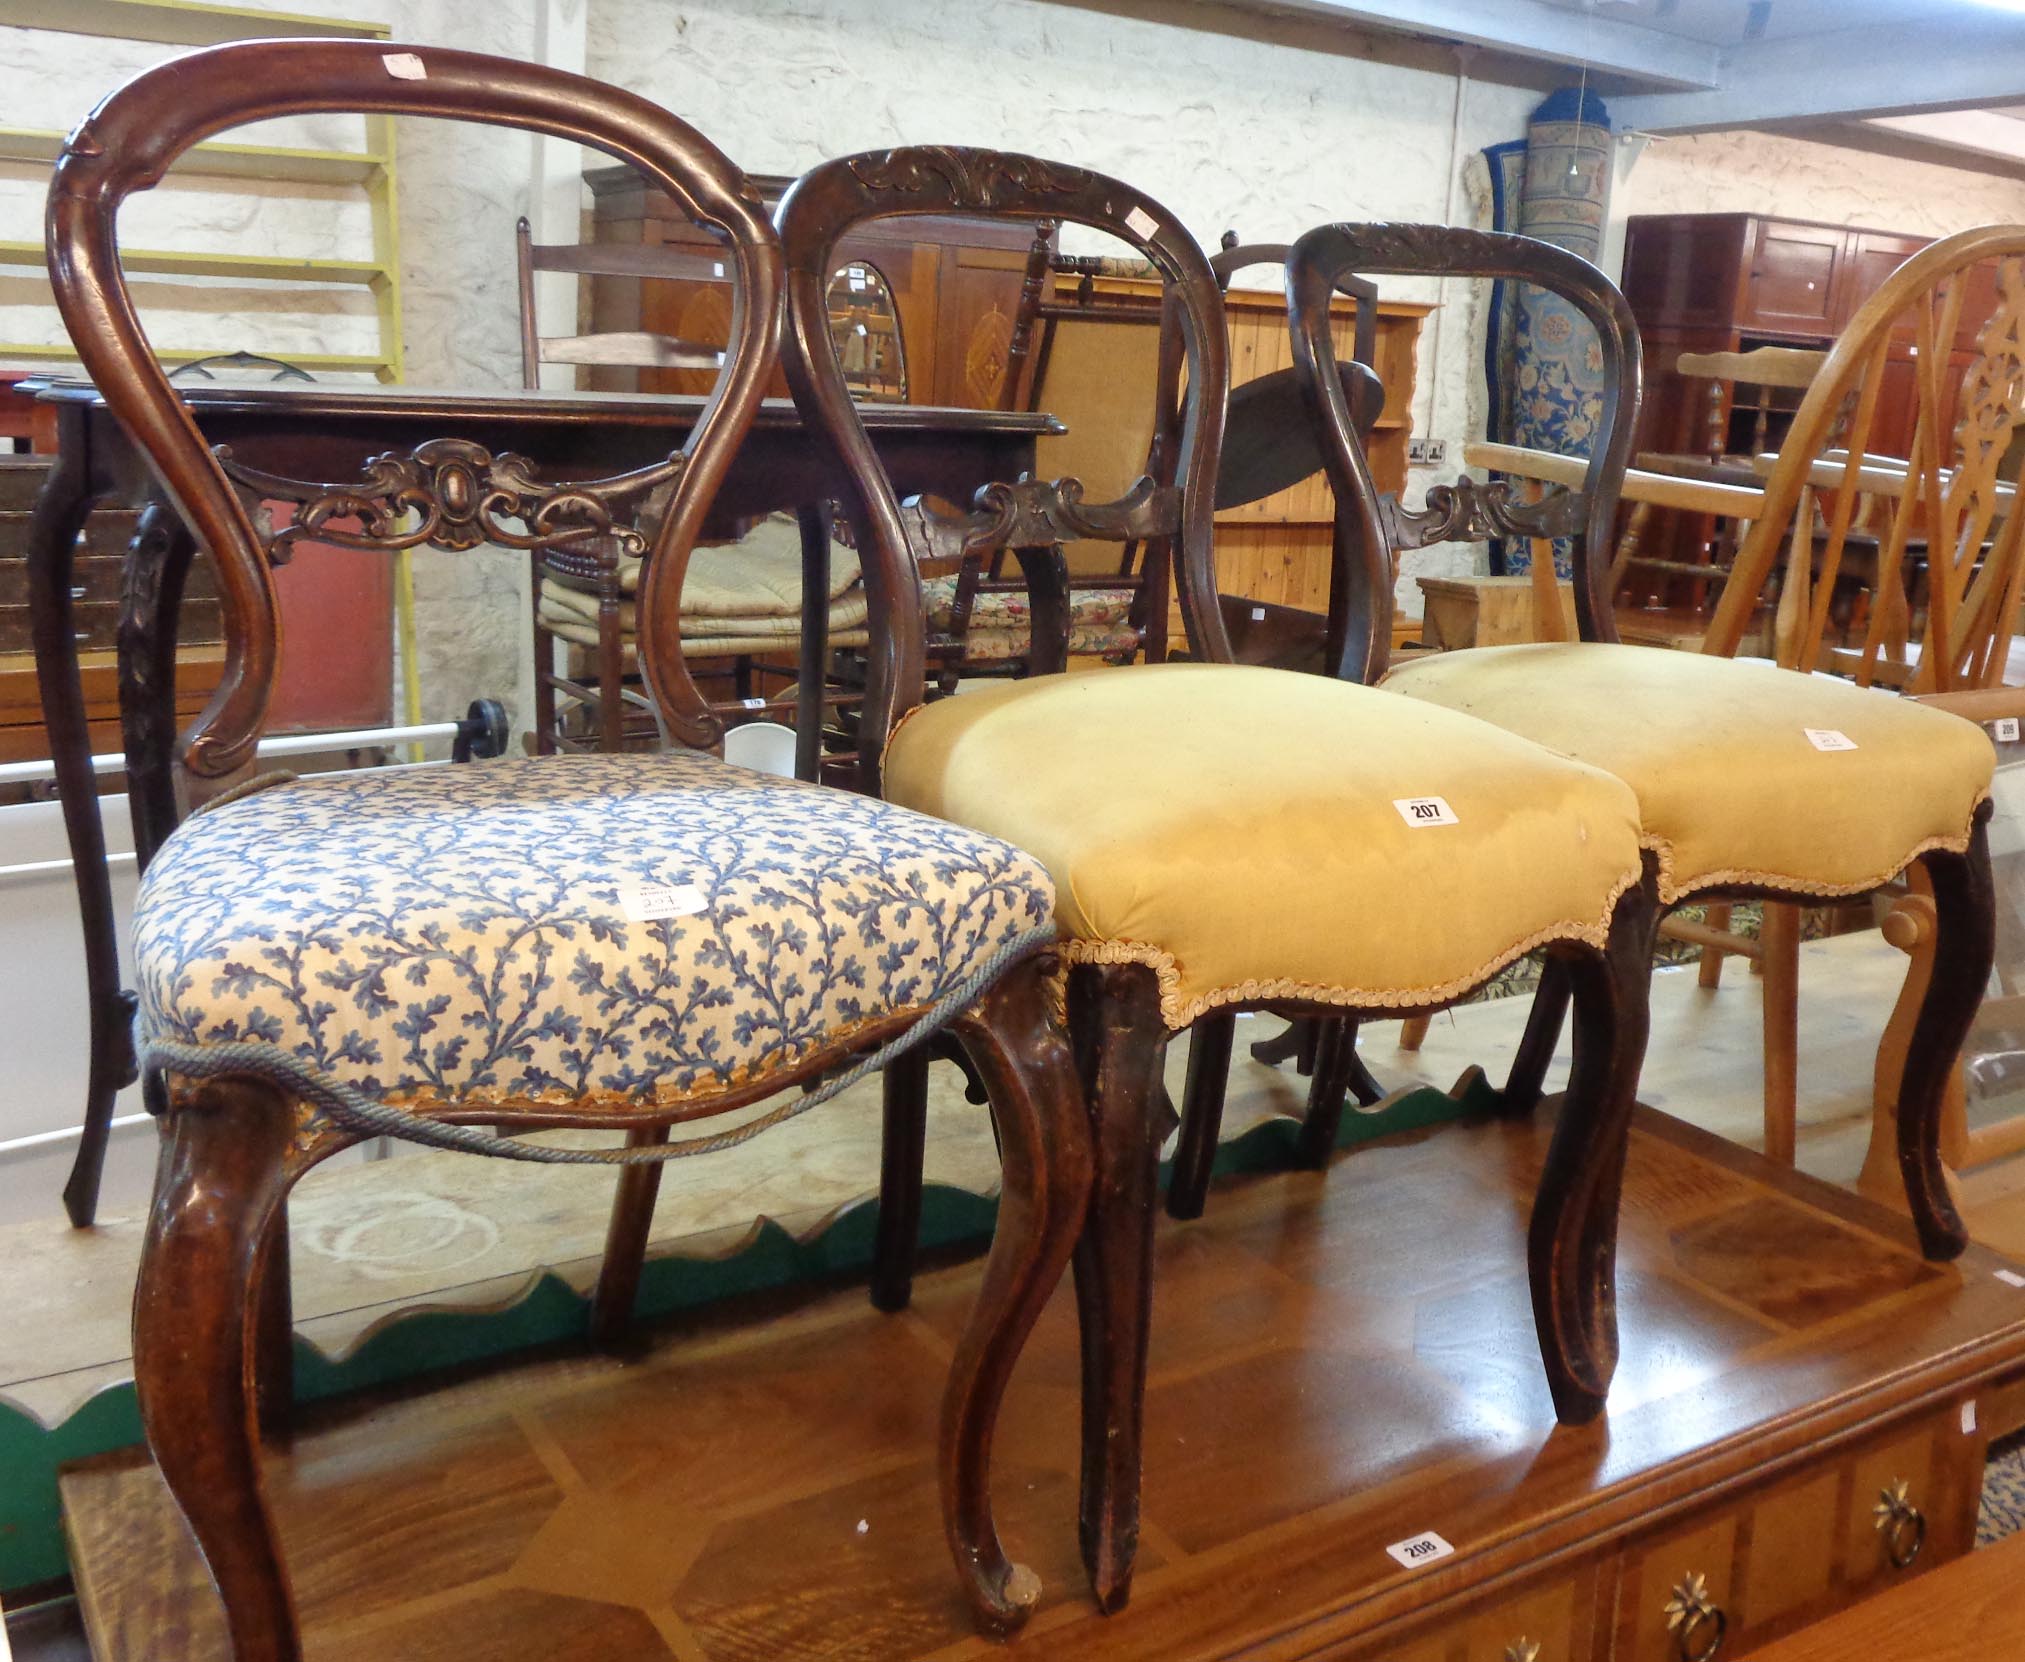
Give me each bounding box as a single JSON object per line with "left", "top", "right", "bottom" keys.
{"left": 1394, "top": 795, "right": 1459, "bottom": 827}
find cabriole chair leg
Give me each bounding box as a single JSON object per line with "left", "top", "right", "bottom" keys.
{"left": 1065, "top": 961, "right": 1167, "bottom": 1615}
{"left": 1527, "top": 883, "right": 1656, "bottom": 1424}
{"left": 1896, "top": 813, "right": 1995, "bottom": 1260}
{"left": 133, "top": 1076, "right": 306, "bottom": 1662}
{"left": 937, "top": 955, "right": 1092, "bottom": 1632}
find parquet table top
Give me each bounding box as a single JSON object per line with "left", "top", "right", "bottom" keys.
{"left": 61, "top": 1104, "right": 2025, "bottom": 1661}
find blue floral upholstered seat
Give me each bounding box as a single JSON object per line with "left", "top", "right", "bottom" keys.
{"left": 135, "top": 751, "right": 1056, "bottom": 1116}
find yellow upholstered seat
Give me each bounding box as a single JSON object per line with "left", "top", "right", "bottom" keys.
{"left": 1382, "top": 642, "right": 1994, "bottom": 904}
{"left": 883, "top": 661, "right": 1645, "bottom": 1027}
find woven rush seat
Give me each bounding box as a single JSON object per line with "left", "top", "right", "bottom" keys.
{"left": 136, "top": 751, "right": 1055, "bottom": 1113}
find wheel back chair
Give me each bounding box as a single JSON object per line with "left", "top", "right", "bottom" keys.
{"left": 516, "top": 217, "right": 865, "bottom": 767}
{"left": 1279, "top": 221, "right": 1999, "bottom": 1256}
{"left": 46, "top": 40, "right": 1090, "bottom": 1653}
{"left": 781, "top": 152, "right": 1657, "bottom": 1614}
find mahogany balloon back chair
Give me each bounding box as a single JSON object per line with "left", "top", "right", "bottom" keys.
{"left": 46, "top": 42, "right": 1089, "bottom": 1654}
{"left": 1288, "top": 221, "right": 1996, "bottom": 1258}
{"left": 781, "top": 150, "right": 1656, "bottom": 1614}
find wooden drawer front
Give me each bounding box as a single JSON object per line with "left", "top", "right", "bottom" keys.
{"left": 0, "top": 547, "right": 220, "bottom": 610}
{"left": 1745, "top": 222, "right": 1842, "bottom": 333}
{"left": 0, "top": 596, "right": 223, "bottom": 654}
{"left": 1619, "top": 1514, "right": 1738, "bottom": 1662}
{"left": 1356, "top": 1565, "right": 1593, "bottom": 1662}
{"left": 1615, "top": 1408, "right": 1971, "bottom": 1661}
{"left": 0, "top": 507, "right": 143, "bottom": 562}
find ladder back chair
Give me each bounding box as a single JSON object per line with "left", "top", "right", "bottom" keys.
{"left": 782, "top": 150, "right": 1656, "bottom": 1615}
{"left": 1288, "top": 221, "right": 1996, "bottom": 1244}
{"left": 515, "top": 218, "right": 862, "bottom": 766}
{"left": 44, "top": 42, "right": 1088, "bottom": 1653}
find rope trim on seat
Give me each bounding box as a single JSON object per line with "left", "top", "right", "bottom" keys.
{"left": 140, "top": 921, "right": 1059, "bottom": 1167}
{"left": 1645, "top": 796, "right": 1988, "bottom": 906}
{"left": 1058, "top": 868, "right": 1638, "bottom": 1030}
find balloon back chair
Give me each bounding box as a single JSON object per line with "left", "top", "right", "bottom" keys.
{"left": 781, "top": 152, "right": 1657, "bottom": 1614}
{"left": 47, "top": 42, "right": 1089, "bottom": 1654}
{"left": 1286, "top": 222, "right": 1997, "bottom": 1260}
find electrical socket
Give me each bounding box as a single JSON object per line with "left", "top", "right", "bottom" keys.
{"left": 1406, "top": 438, "right": 1449, "bottom": 467}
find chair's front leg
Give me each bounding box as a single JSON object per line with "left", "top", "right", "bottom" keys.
{"left": 1529, "top": 877, "right": 1656, "bottom": 1425}
{"left": 133, "top": 1075, "right": 304, "bottom": 1662}
{"left": 940, "top": 954, "right": 1092, "bottom": 1633}
{"left": 1897, "top": 811, "right": 1994, "bottom": 1260}
{"left": 1065, "top": 961, "right": 1167, "bottom": 1614}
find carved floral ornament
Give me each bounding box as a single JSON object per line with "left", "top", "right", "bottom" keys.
{"left": 846, "top": 145, "right": 1091, "bottom": 209}
{"left": 1949, "top": 255, "right": 2025, "bottom": 486}
{"left": 898, "top": 474, "right": 1178, "bottom": 565}
{"left": 1384, "top": 474, "right": 1586, "bottom": 551}
{"left": 213, "top": 438, "right": 688, "bottom": 560}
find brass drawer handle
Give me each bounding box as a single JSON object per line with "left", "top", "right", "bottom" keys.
{"left": 1873, "top": 1480, "right": 1927, "bottom": 1570}
{"left": 1665, "top": 1572, "right": 1727, "bottom": 1661}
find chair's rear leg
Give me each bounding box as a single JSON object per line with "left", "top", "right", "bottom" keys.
{"left": 1897, "top": 815, "right": 1994, "bottom": 1260}
{"left": 939, "top": 955, "right": 1092, "bottom": 1633}
{"left": 872, "top": 1046, "right": 930, "bottom": 1312}
{"left": 1166, "top": 1011, "right": 1235, "bottom": 1221}
{"left": 1293, "top": 1019, "right": 1355, "bottom": 1168}
{"left": 1504, "top": 959, "right": 1575, "bottom": 1117}
{"left": 134, "top": 1076, "right": 304, "bottom": 1662}
{"left": 1760, "top": 900, "right": 1801, "bottom": 1164}
{"left": 590, "top": 1124, "right": 668, "bottom": 1349}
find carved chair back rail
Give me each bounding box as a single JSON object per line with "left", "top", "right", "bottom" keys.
{"left": 1286, "top": 223, "right": 1642, "bottom": 682}
{"left": 775, "top": 146, "right": 1235, "bottom": 785}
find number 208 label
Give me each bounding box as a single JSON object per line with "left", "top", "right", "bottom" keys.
{"left": 1385, "top": 1529, "right": 1457, "bottom": 1568}
{"left": 1393, "top": 795, "right": 1459, "bottom": 827}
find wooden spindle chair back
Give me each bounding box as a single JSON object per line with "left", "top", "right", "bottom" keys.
{"left": 1705, "top": 227, "right": 2025, "bottom": 691}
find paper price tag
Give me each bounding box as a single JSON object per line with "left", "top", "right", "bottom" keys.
{"left": 1251, "top": 606, "right": 1267, "bottom": 621}
{"left": 741, "top": 697, "right": 767, "bottom": 710}
{"left": 619, "top": 882, "right": 707, "bottom": 923}
{"left": 1394, "top": 795, "right": 1458, "bottom": 827}
{"left": 1805, "top": 728, "right": 1858, "bottom": 752}
{"left": 1993, "top": 717, "right": 2021, "bottom": 743}
{"left": 1998, "top": 1268, "right": 2025, "bottom": 1289}
{"left": 1385, "top": 1529, "right": 1455, "bottom": 1569}
{"left": 1125, "top": 206, "right": 1160, "bottom": 240}
{"left": 382, "top": 52, "right": 427, "bottom": 79}
{"left": 1962, "top": 1399, "right": 1979, "bottom": 1436}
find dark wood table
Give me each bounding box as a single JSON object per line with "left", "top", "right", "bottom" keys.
{"left": 27, "top": 378, "right": 1059, "bottom": 1227}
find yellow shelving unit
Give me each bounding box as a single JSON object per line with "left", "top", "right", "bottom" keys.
{"left": 0, "top": 0, "right": 405, "bottom": 381}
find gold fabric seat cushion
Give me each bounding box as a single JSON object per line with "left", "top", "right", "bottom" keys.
{"left": 1382, "top": 642, "right": 1994, "bottom": 903}
{"left": 883, "top": 662, "right": 1644, "bottom": 1027}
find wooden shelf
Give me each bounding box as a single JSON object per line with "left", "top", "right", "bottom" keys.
{"left": 0, "top": 341, "right": 397, "bottom": 377}
{"left": 0, "top": 0, "right": 387, "bottom": 44}
{"left": 0, "top": 127, "right": 383, "bottom": 186}
{"left": 0, "top": 240, "right": 388, "bottom": 287}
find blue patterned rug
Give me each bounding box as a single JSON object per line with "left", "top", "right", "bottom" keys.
{"left": 1981, "top": 1431, "right": 2025, "bottom": 1544}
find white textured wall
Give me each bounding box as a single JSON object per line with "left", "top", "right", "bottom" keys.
{"left": 586, "top": 0, "right": 1540, "bottom": 605}
{"left": 1612, "top": 129, "right": 2025, "bottom": 246}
